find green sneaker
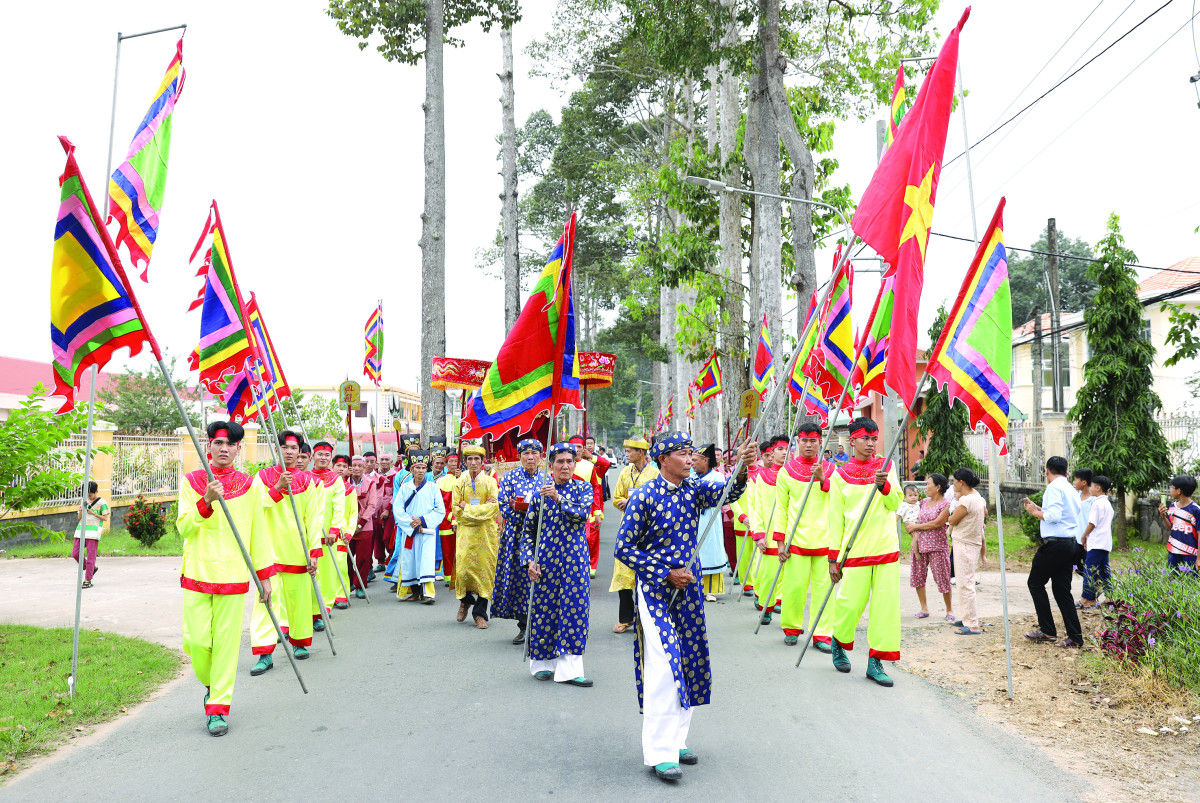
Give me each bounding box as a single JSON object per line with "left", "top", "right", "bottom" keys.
{"left": 207, "top": 714, "right": 228, "bottom": 736}
{"left": 533, "top": 670, "right": 553, "bottom": 681}
{"left": 313, "top": 618, "right": 326, "bottom": 632}
{"left": 293, "top": 646, "right": 309, "bottom": 660}
{"left": 333, "top": 601, "right": 350, "bottom": 610}
{"left": 653, "top": 762, "right": 682, "bottom": 781}
{"left": 866, "top": 656, "right": 894, "bottom": 687}
{"left": 813, "top": 640, "right": 832, "bottom": 654}
{"left": 783, "top": 634, "right": 798, "bottom": 646}
{"left": 759, "top": 613, "right": 772, "bottom": 626}
{"left": 203, "top": 690, "right": 209, "bottom": 712}
{"left": 678, "top": 749, "right": 698, "bottom": 765}
{"left": 831, "top": 641, "right": 851, "bottom": 673}
{"left": 250, "top": 654, "right": 273, "bottom": 676}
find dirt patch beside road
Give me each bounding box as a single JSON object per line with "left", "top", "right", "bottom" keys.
{"left": 902, "top": 613, "right": 1200, "bottom": 802}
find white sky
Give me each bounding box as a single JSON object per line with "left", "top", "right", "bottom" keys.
{"left": 4, "top": 0, "right": 1199, "bottom": 393}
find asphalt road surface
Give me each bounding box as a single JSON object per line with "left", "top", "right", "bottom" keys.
{"left": 2, "top": 516, "right": 1083, "bottom": 801}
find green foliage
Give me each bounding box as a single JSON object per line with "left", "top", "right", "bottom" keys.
{"left": 0, "top": 386, "right": 98, "bottom": 540}
{"left": 0, "top": 625, "right": 178, "bottom": 769}
{"left": 1161, "top": 301, "right": 1200, "bottom": 367}
{"left": 916, "top": 306, "right": 984, "bottom": 479}
{"left": 1069, "top": 214, "right": 1171, "bottom": 502}
{"left": 289, "top": 393, "right": 349, "bottom": 442}
{"left": 96, "top": 354, "right": 198, "bottom": 433}
{"left": 1098, "top": 547, "right": 1200, "bottom": 692}
{"left": 122, "top": 496, "right": 167, "bottom": 548}
{"left": 1007, "top": 226, "right": 1096, "bottom": 328}
{"left": 327, "top": 0, "right": 520, "bottom": 65}
{"left": 1019, "top": 490, "right": 1044, "bottom": 544}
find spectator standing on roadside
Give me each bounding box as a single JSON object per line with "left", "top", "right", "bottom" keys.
{"left": 1078, "top": 476, "right": 1113, "bottom": 610}
{"left": 1159, "top": 475, "right": 1199, "bottom": 573}
{"left": 1072, "top": 468, "right": 1094, "bottom": 579}
{"left": 907, "top": 474, "right": 954, "bottom": 622}
{"left": 948, "top": 469, "right": 987, "bottom": 635}
{"left": 1022, "top": 456, "right": 1083, "bottom": 648}
{"left": 72, "top": 480, "right": 109, "bottom": 589}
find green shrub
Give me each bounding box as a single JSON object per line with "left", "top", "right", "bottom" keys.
{"left": 1098, "top": 547, "right": 1200, "bottom": 692}
{"left": 1019, "top": 490, "right": 1044, "bottom": 544}
{"left": 123, "top": 495, "right": 167, "bottom": 548}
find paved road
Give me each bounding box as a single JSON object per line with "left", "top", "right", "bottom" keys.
{"left": 1, "top": 519, "right": 1084, "bottom": 801}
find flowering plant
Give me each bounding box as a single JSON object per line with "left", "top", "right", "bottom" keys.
{"left": 123, "top": 495, "right": 167, "bottom": 547}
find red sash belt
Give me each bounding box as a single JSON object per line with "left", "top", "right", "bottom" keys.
{"left": 788, "top": 545, "right": 828, "bottom": 556}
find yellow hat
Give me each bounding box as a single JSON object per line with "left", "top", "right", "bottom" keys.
{"left": 462, "top": 444, "right": 486, "bottom": 457}
{"left": 623, "top": 437, "right": 651, "bottom": 451}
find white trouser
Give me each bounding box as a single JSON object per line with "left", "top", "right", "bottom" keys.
{"left": 637, "top": 586, "right": 692, "bottom": 766}
{"left": 530, "top": 653, "right": 585, "bottom": 682}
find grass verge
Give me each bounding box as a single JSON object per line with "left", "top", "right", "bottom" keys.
{"left": 2, "top": 526, "right": 182, "bottom": 559}
{"left": 0, "top": 625, "right": 180, "bottom": 776}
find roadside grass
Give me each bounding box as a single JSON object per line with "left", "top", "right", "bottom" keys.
{"left": 2, "top": 524, "right": 182, "bottom": 559}
{"left": 0, "top": 625, "right": 179, "bottom": 776}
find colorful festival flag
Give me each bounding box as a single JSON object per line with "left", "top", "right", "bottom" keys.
{"left": 851, "top": 277, "right": 895, "bottom": 405}
{"left": 850, "top": 8, "right": 968, "bottom": 411}
{"left": 187, "top": 203, "right": 257, "bottom": 422}
{"left": 364, "top": 304, "right": 383, "bottom": 386}
{"left": 809, "top": 252, "right": 854, "bottom": 403}
{"left": 885, "top": 64, "right": 907, "bottom": 153}
{"left": 803, "top": 385, "right": 830, "bottom": 428}
{"left": 926, "top": 198, "right": 1012, "bottom": 453}
{"left": 108, "top": 34, "right": 186, "bottom": 281}
{"left": 788, "top": 291, "right": 820, "bottom": 405}
{"left": 752, "top": 314, "right": 774, "bottom": 397}
{"left": 695, "top": 350, "right": 723, "bottom": 406}
{"left": 461, "top": 215, "right": 582, "bottom": 438}
{"left": 663, "top": 396, "right": 675, "bottom": 428}
{"left": 51, "top": 137, "right": 154, "bottom": 413}
{"left": 685, "top": 383, "right": 697, "bottom": 420}
{"left": 245, "top": 293, "right": 291, "bottom": 409}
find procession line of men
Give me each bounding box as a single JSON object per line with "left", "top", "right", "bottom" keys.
{"left": 177, "top": 414, "right": 900, "bottom": 785}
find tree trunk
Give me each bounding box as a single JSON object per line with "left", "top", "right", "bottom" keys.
{"left": 753, "top": 51, "right": 784, "bottom": 436}
{"left": 759, "top": 0, "right": 817, "bottom": 343}
{"left": 419, "top": 0, "right": 447, "bottom": 445}
{"left": 1116, "top": 487, "right": 1128, "bottom": 550}
{"left": 660, "top": 284, "right": 677, "bottom": 429}
{"left": 718, "top": 8, "right": 745, "bottom": 448}
{"left": 500, "top": 25, "right": 520, "bottom": 333}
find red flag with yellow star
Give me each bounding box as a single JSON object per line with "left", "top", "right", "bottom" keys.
{"left": 850, "top": 6, "right": 969, "bottom": 412}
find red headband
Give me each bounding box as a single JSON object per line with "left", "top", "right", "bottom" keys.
{"left": 211, "top": 428, "right": 230, "bottom": 440}
{"left": 314, "top": 445, "right": 333, "bottom": 454}
{"left": 766, "top": 438, "right": 788, "bottom": 450}
{"left": 283, "top": 435, "right": 300, "bottom": 446}
{"left": 849, "top": 428, "right": 874, "bottom": 439}
{"left": 333, "top": 456, "right": 350, "bottom": 465}
{"left": 797, "top": 434, "right": 820, "bottom": 441}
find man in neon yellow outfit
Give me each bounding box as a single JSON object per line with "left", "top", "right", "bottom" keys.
{"left": 177, "top": 421, "right": 275, "bottom": 736}
{"left": 248, "top": 430, "right": 322, "bottom": 676}
{"left": 770, "top": 423, "right": 836, "bottom": 648}
{"left": 331, "top": 454, "right": 356, "bottom": 609}
{"left": 308, "top": 442, "right": 345, "bottom": 630}
{"left": 750, "top": 435, "right": 790, "bottom": 612}
{"left": 826, "top": 416, "right": 902, "bottom": 687}
{"left": 729, "top": 469, "right": 757, "bottom": 596}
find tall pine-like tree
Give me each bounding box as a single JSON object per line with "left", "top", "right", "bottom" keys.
{"left": 915, "top": 306, "right": 983, "bottom": 479}
{"left": 1069, "top": 213, "right": 1169, "bottom": 548}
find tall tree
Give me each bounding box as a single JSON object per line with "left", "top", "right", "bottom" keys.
{"left": 328, "top": 0, "right": 520, "bottom": 445}
{"left": 97, "top": 354, "right": 198, "bottom": 432}
{"left": 1007, "top": 226, "right": 1095, "bottom": 328}
{"left": 500, "top": 25, "right": 521, "bottom": 332}
{"left": 1069, "top": 213, "right": 1170, "bottom": 548}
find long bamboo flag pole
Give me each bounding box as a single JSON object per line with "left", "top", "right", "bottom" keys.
{"left": 66, "top": 158, "right": 306, "bottom": 693}
{"left": 68, "top": 364, "right": 98, "bottom": 698}
{"left": 523, "top": 411, "right": 557, "bottom": 662}
{"left": 667, "top": 238, "right": 857, "bottom": 610}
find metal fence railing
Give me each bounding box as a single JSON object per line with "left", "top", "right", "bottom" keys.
{"left": 110, "top": 434, "right": 183, "bottom": 501}
{"left": 1160, "top": 414, "right": 1200, "bottom": 475}
{"left": 15, "top": 434, "right": 90, "bottom": 510}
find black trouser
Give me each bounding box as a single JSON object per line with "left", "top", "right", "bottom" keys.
{"left": 1027, "top": 538, "right": 1082, "bottom": 642}
{"left": 460, "top": 592, "right": 489, "bottom": 621}
{"left": 617, "top": 589, "right": 635, "bottom": 625}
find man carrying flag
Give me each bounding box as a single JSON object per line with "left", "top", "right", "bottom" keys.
{"left": 493, "top": 438, "right": 549, "bottom": 644}
{"left": 308, "top": 442, "right": 345, "bottom": 631}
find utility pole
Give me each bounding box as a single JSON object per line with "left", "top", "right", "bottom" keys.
{"left": 1046, "top": 218, "right": 1062, "bottom": 413}
{"left": 1032, "top": 306, "right": 1043, "bottom": 427}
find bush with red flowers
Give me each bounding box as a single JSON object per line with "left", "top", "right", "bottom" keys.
{"left": 123, "top": 495, "right": 167, "bottom": 547}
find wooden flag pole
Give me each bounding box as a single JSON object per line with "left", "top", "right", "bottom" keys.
{"left": 523, "top": 411, "right": 557, "bottom": 662}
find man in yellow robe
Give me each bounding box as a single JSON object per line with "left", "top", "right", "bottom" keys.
{"left": 177, "top": 421, "right": 275, "bottom": 737}
{"left": 453, "top": 444, "right": 501, "bottom": 628}
{"left": 608, "top": 436, "right": 658, "bottom": 632}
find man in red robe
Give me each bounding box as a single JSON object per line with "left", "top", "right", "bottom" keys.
{"left": 568, "top": 435, "right": 611, "bottom": 577}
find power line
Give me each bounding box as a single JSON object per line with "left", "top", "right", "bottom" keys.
{"left": 943, "top": 0, "right": 1177, "bottom": 170}
{"left": 930, "top": 230, "right": 1200, "bottom": 276}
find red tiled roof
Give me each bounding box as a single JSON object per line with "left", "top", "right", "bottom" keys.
{"left": 0, "top": 356, "right": 117, "bottom": 399}
{"left": 1137, "top": 259, "right": 1200, "bottom": 294}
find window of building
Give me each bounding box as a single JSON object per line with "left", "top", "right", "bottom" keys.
{"left": 1033, "top": 339, "right": 1071, "bottom": 388}
{"left": 1141, "top": 318, "right": 1152, "bottom": 341}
